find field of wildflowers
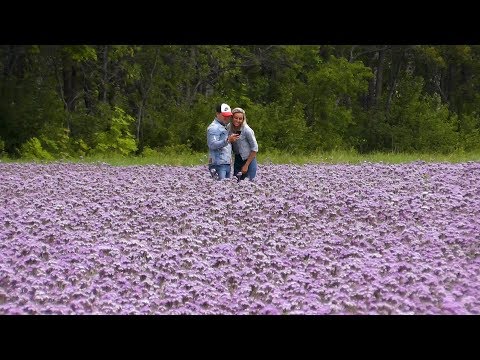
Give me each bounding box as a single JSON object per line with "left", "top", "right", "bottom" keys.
{"left": 1, "top": 162, "right": 479, "bottom": 314}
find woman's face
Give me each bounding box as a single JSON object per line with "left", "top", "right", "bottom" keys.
{"left": 232, "top": 112, "right": 244, "bottom": 127}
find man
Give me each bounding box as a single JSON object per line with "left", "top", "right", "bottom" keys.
{"left": 206, "top": 103, "right": 239, "bottom": 180}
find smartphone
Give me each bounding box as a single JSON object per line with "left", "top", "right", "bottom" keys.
{"left": 235, "top": 130, "right": 242, "bottom": 135}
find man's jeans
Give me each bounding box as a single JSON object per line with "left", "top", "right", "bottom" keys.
{"left": 208, "top": 164, "right": 231, "bottom": 180}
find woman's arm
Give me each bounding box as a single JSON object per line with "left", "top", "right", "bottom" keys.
{"left": 242, "top": 150, "right": 257, "bottom": 173}
{"left": 242, "top": 128, "right": 258, "bottom": 173}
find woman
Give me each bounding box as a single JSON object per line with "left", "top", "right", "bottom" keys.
{"left": 227, "top": 107, "right": 258, "bottom": 181}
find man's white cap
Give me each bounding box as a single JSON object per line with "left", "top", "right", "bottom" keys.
{"left": 217, "top": 103, "right": 232, "bottom": 117}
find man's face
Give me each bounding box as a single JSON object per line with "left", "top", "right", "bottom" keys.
{"left": 219, "top": 114, "right": 231, "bottom": 124}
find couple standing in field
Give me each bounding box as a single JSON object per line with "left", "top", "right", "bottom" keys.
{"left": 207, "top": 103, "right": 258, "bottom": 181}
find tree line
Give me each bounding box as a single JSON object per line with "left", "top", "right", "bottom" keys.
{"left": 1, "top": 45, "right": 479, "bottom": 160}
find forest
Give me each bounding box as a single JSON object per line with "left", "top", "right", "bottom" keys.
{"left": 1, "top": 45, "right": 479, "bottom": 160}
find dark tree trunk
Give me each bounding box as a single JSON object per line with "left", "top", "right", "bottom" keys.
{"left": 374, "top": 49, "right": 386, "bottom": 106}
{"left": 102, "top": 45, "right": 109, "bottom": 103}
{"left": 363, "top": 54, "right": 376, "bottom": 110}
{"left": 62, "top": 54, "right": 78, "bottom": 113}
{"left": 386, "top": 50, "right": 404, "bottom": 113}
{"left": 2, "top": 45, "right": 16, "bottom": 78}
{"left": 2, "top": 45, "right": 26, "bottom": 79}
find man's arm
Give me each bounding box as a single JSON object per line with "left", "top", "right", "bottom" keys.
{"left": 208, "top": 130, "right": 238, "bottom": 150}
{"left": 207, "top": 129, "right": 229, "bottom": 150}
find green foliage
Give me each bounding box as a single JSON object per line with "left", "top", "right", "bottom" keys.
{"left": 158, "top": 144, "right": 193, "bottom": 156}
{"left": 249, "top": 101, "right": 308, "bottom": 153}
{"left": 351, "top": 109, "right": 389, "bottom": 152}
{"left": 140, "top": 146, "right": 159, "bottom": 157}
{"left": 140, "top": 110, "right": 169, "bottom": 149}
{"left": 20, "top": 137, "right": 54, "bottom": 160}
{"left": 0, "top": 138, "right": 6, "bottom": 158}
{"left": 149, "top": 94, "right": 237, "bottom": 153}
{"left": 73, "top": 139, "right": 91, "bottom": 156}
{"left": 414, "top": 46, "right": 447, "bottom": 69}
{"left": 458, "top": 112, "right": 480, "bottom": 151}
{"left": 388, "top": 76, "right": 458, "bottom": 153}
{"left": 92, "top": 107, "right": 137, "bottom": 156}
{"left": 245, "top": 103, "right": 276, "bottom": 152}
{"left": 0, "top": 73, "right": 65, "bottom": 156}
{"left": 68, "top": 149, "right": 480, "bottom": 167}
{"left": 305, "top": 56, "right": 373, "bottom": 151}
{"left": 39, "top": 130, "right": 71, "bottom": 159}
{"left": 62, "top": 45, "right": 97, "bottom": 62}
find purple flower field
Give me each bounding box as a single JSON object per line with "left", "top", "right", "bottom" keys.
{"left": 1, "top": 162, "right": 479, "bottom": 315}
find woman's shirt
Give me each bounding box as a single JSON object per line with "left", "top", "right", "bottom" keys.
{"left": 229, "top": 123, "right": 258, "bottom": 160}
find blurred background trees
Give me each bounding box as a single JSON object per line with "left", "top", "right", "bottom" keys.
{"left": 1, "top": 44, "right": 479, "bottom": 159}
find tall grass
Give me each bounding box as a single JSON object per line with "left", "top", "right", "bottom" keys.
{"left": 257, "top": 149, "right": 480, "bottom": 165}
{"left": 79, "top": 152, "right": 207, "bottom": 167}
{"left": 2, "top": 149, "right": 480, "bottom": 166}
